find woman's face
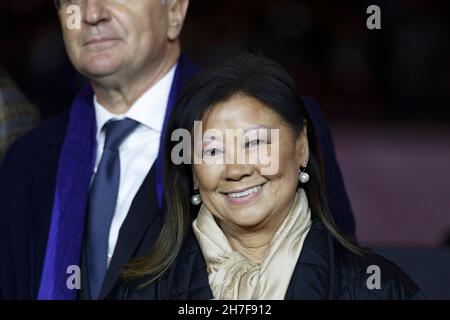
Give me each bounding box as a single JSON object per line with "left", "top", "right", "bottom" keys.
{"left": 192, "top": 94, "right": 308, "bottom": 234}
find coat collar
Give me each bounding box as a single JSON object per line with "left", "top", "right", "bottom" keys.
{"left": 169, "top": 218, "right": 335, "bottom": 300}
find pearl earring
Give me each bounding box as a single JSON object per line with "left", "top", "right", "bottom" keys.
{"left": 191, "top": 189, "right": 202, "bottom": 206}
{"left": 298, "top": 164, "right": 310, "bottom": 184}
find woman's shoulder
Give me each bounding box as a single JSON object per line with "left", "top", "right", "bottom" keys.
{"left": 109, "top": 275, "right": 158, "bottom": 300}
{"left": 331, "top": 237, "right": 425, "bottom": 299}
{"left": 110, "top": 230, "right": 210, "bottom": 300}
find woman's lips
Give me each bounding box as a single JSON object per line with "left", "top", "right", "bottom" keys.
{"left": 223, "top": 183, "right": 265, "bottom": 205}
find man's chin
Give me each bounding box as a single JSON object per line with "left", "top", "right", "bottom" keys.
{"left": 84, "top": 68, "right": 118, "bottom": 79}
{"left": 76, "top": 52, "right": 121, "bottom": 75}
{"left": 80, "top": 62, "right": 122, "bottom": 80}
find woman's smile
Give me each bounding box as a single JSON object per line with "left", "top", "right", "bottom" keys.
{"left": 222, "top": 182, "right": 266, "bottom": 205}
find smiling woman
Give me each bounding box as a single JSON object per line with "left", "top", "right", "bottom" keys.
{"left": 191, "top": 94, "right": 306, "bottom": 256}
{"left": 115, "top": 53, "right": 424, "bottom": 300}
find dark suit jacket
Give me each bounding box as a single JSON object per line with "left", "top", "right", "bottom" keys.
{"left": 114, "top": 219, "right": 424, "bottom": 300}
{"left": 0, "top": 57, "right": 355, "bottom": 300}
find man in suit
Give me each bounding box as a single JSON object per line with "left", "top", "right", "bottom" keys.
{"left": 0, "top": 0, "right": 354, "bottom": 300}
{"left": 0, "top": 0, "right": 192, "bottom": 300}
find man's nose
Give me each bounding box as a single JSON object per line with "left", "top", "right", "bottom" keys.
{"left": 83, "top": 0, "right": 111, "bottom": 25}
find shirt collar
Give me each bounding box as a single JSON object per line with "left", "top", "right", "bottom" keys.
{"left": 93, "top": 63, "right": 177, "bottom": 139}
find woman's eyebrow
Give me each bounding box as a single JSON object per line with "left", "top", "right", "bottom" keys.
{"left": 243, "top": 125, "right": 273, "bottom": 133}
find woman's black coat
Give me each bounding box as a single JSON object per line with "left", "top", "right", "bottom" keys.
{"left": 114, "top": 218, "right": 424, "bottom": 300}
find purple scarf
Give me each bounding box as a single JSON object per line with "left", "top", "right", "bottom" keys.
{"left": 38, "top": 59, "right": 186, "bottom": 299}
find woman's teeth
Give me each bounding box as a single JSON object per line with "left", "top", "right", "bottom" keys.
{"left": 228, "top": 185, "right": 262, "bottom": 198}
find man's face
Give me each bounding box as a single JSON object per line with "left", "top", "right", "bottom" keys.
{"left": 59, "top": 0, "right": 174, "bottom": 81}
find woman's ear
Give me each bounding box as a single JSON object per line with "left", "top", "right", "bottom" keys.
{"left": 295, "top": 124, "right": 309, "bottom": 167}
{"left": 192, "top": 168, "right": 199, "bottom": 189}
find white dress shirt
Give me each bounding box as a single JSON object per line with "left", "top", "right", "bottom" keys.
{"left": 92, "top": 64, "right": 176, "bottom": 267}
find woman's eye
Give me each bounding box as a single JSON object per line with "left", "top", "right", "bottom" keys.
{"left": 245, "top": 139, "right": 265, "bottom": 148}
{"left": 203, "top": 148, "right": 221, "bottom": 157}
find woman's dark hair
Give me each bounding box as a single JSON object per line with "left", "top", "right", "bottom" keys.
{"left": 122, "top": 52, "right": 363, "bottom": 286}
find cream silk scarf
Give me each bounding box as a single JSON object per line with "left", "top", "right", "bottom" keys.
{"left": 192, "top": 189, "right": 312, "bottom": 300}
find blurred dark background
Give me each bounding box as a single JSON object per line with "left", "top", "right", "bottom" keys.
{"left": 1, "top": 0, "right": 449, "bottom": 248}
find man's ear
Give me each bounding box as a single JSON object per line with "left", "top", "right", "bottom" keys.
{"left": 167, "top": 0, "right": 189, "bottom": 41}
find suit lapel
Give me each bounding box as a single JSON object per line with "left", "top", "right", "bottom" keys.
{"left": 99, "top": 164, "right": 162, "bottom": 298}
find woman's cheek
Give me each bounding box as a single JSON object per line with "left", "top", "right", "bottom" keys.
{"left": 196, "top": 164, "right": 223, "bottom": 190}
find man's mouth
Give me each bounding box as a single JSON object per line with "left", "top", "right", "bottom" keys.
{"left": 84, "top": 37, "right": 119, "bottom": 50}
{"left": 85, "top": 37, "right": 115, "bottom": 45}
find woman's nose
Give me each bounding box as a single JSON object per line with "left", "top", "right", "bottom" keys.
{"left": 222, "top": 163, "right": 253, "bottom": 181}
